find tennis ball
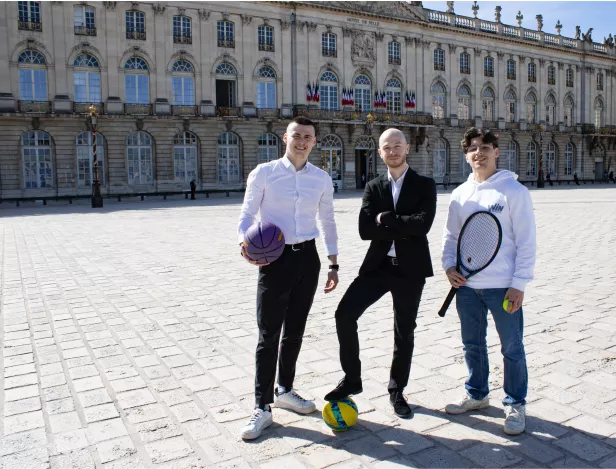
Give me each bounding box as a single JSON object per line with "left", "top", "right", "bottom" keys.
{"left": 503, "top": 299, "right": 511, "bottom": 312}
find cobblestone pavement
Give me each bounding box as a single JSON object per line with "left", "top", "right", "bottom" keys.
{"left": 1, "top": 185, "right": 616, "bottom": 469}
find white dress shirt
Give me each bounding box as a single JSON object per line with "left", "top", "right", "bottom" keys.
{"left": 238, "top": 156, "right": 338, "bottom": 256}
{"left": 383, "top": 166, "right": 409, "bottom": 257}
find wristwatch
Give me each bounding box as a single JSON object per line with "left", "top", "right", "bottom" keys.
{"left": 329, "top": 264, "right": 339, "bottom": 271}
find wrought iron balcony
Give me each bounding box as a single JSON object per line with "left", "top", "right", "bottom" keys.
{"left": 507, "top": 73, "right": 516, "bottom": 80}
{"left": 506, "top": 122, "right": 520, "bottom": 130}
{"left": 18, "top": 100, "right": 50, "bottom": 113}
{"left": 126, "top": 30, "right": 146, "bottom": 40}
{"left": 171, "top": 105, "right": 198, "bottom": 116}
{"left": 528, "top": 75, "right": 537, "bottom": 83}
{"left": 173, "top": 35, "right": 192, "bottom": 44}
{"left": 74, "top": 102, "right": 103, "bottom": 114}
{"left": 484, "top": 70, "right": 494, "bottom": 77}
{"left": 458, "top": 119, "right": 474, "bottom": 128}
{"left": 218, "top": 39, "right": 235, "bottom": 48}
{"left": 75, "top": 25, "right": 97, "bottom": 36}
{"left": 548, "top": 78, "right": 556, "bottom": 85}
{"left": 257, "top": 109, "right": 280, "bottom": 119}
{"left": 216, "top": 106, "right": 241, "bottom": 117}
{"left": 389, "top": 57, "right": 401, "bottom": 65}
{"left": 18, "top": 21, "right": 42, "bottom": 32}
{"left": 124, "top": 103, "right": 152, "bottom": 115}
{"left": 322, "top": 48, "right": 337, "bottom": 58}
{"left": 566, "top": 80, "right": 574, "bottom": 87}
{"left": 259, "top": 42, "right": 275, "bottom": 52}
{"left": 294, "top": 107, "right": 434, "bottom": 126}
{"left": 434, "top": 63, "right": 445, "bottom": 71}
{"left": 460, "top": 67, "right": 471, "bottom": 74}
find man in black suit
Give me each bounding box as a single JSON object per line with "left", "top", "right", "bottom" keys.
{"left": 325, "top": 128, "right": 437, "bottom": 418}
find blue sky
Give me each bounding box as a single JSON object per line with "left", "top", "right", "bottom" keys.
{"left": 423, "top": 1, "right": 616, "bottom": 43}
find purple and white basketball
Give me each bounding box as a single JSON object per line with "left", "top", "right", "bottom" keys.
{"left": 243, "top": 222, "right": 285, "bottom": 264}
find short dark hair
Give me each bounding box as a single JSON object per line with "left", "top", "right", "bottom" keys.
{"left": 288, "top": 116, "right": 316, "bottom": 133}
{"left": 461, "top": 127, "right": 499, "bottom": 154}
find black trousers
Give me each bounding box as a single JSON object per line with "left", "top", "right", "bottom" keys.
{"left": 335, "top": 259, "right": 425, "bottom": 393}
{"left": 255, "top": 240, "right": 320, "bottom": 408}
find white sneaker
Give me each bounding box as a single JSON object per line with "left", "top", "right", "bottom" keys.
{"left": 504, "top": 404, "right": 526, "bottom": 435}
{"left": 445, "top": 395, "right": 490, "bottom": 415}
{"left": 274, "top": 389, "right": 316, "bottom": 414}
{"left": 239, "top": 408, "right": 273, "bottom": 440}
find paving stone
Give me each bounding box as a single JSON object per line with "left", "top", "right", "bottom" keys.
{"left": 144, "top": 436, "right": 194, "bottom": 463}
{"left": 96, "top": 436, "right": 137, "bottom": 463}
{"left": 554, "top": 432, "right": 614, "bottom": 462}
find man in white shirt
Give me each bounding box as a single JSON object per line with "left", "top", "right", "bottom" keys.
{"left": 237, "top": 117, "right": 339, "bottom": 440}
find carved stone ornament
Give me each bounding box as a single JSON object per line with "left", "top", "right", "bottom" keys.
{"left": 539, "top": 58, "right": 546, "bottom": 67}
{"left": 152, "top": 4, "right": 165, "bottom": 15}
{"left": 422, "top": 40, "right": 431, "bottom": 49}
{"left": 103, "top": 1, "right": 117, "bottom": 10}
{"left": 497, "top": 51, "right": 504, "bottom": 60}
{"left": 342, "top": 27, "right": 354, "bottom": 37}
{"left": 182, "top": 119, "right": 190, "bottom": 131}
{"left": 31, "top": 117, "right": 40, "bottom": 130}
{"left": 375, "top": 32, "right": 385, "bottom": 42}
{"left": 263, "top": 18, "right": 269, "bottom": 26}
{"left": 347, "top": 124, "right": 354, "bottom": 143}
{"left": 391, "top": 35, "right": 398, "bottom": 43}
{"left": 131, "top": 2, "right": 139, "bottom": 10}
{"left": 519, "top": 55, "right": 526, "bottom": 64}
{"left": 280, "top": 20, "right": 290, "bottom": 31}
{"left": 351, "top": 31, "right": 376, "bottom": 64}
{"left": 324, "top": 2, "right": 425, "bottom": 22}
{"left": 447, "top": 1, "right": 454, "bottom": 14}
{"left": 558, "top": 62, "right": 564, "bottom": 70}
{"left": 225, "top": 120, "right": 233, "bottom": 131}
{"left": 404, "top": 36, "right": 414, "bottom": 44}
{"left": 495, "top": 6, "right": 502, "bottom": 23}
{"left": 326, "top": 24, "right": 332, "bottom": 33}
{"left": 296, "top": 21, "right": 306, "bottom": 32}
{"left": 448, "top": 44, "right": 457, "bottom": 53}
{"left": 136, "top": 119, "right": 144, "bottom": 130}
{"left": 177, "top": 7, "right": 185, "bottom": 16}
{"left": 241, "top": 15, "right": 252, "bottom": 25}
{"left": 198, "top": 10, "right": 210, "bottom": 21}
{"left": 222, "top": 12, "right": 230, "bottom": 21}
{"left": 307, "top": 22, "right": 317, "bottom": 33}
{"left": 474, "top": 47, "right": 482, "bottom": 57}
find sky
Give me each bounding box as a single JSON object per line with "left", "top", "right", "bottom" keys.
{"left": 423, "top": 1, "right": 616, "bottom": 43}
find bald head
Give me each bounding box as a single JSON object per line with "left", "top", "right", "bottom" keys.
{"left": 379, "top": 128, "right": 407, "bottom": 148}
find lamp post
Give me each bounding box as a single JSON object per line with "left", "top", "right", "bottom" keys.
{"left": 365, "top": 112, "right": 376, "bottom": 179}
{"left": 537, "top": 125, "right": 545, "bottom": 188}
{"left": 87, "top": 105, "right": 104, "bottom": 207}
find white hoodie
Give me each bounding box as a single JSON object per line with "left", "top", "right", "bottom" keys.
{"left": 441, "top": 170, "right": 536, "bottom": 292}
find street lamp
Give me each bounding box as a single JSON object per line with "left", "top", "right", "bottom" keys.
{"left": 87, "top": 105, "right": 104, "bottom": 207}
{"left": 537, "top": 124, "right": 545, "bottom": 188}
{"left": 365, "top": 112, "right": 377, "bottom": 179}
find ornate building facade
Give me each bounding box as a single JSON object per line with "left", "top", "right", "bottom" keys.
{"left": 1, "top": 1, "right": 615, "bottom": 200}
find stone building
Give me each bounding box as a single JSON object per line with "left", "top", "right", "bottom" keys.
{"left": 1, "top": 1, "right": 615, "bottom": 200}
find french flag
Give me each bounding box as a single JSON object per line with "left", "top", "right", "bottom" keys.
{"left": 410, "top": 91, "right": 416, "bottom": 109}
{"left": 306, "top": 83, "right": 313, "bottom": 102}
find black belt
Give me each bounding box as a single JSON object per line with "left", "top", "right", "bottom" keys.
{"left": 286, "top": 239, "right": 316, "bottom": 251}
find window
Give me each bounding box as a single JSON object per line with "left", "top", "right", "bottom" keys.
{"left": 597, "top": 72, "right": 604, "bottom": 91}
{"left": 76, "top": 131, "right": 105, "bottom": 186}
{"left": 505, "top": 140, "right": 517, "bottom": 173}
{"left": 526, "top": 142, "right": 537, "bottom": 176}
{"left": 595, "top": 98, "right": 604, "bottom": 128}
{"left": 256, "top": 66, "right": 276, "bottom": 109}
{"left": 18, "top": 50, "right": 47, "bottom": 101}
{"left": 460, "top": 148, "right": 471, "bottom": 178}
{"left": 215, "top": 62, "right": 237, "bottom": 108}
{"left": 481, "top": 87, "right": 495, "bottom": 121}
{"left": 528, "top": 62, "right": 536, "bottom": 83}
{"left": 484, "top": 56, "right": 494, "bottom": 77}
{"left": 354, "top": 74, "right": 371, "bottom": 112}
{"left": 388, "top": 41, "right": 401, "bottom": 65}
{"left": 545, "top": 94, "right": 556, "bottom": 125}
{"left": 22, "top": 130, "right": 52, "bottom": 188}
{"left": 126, "top": 10, "right": 145, "bottom": 40}
{"left": 73, "top": 54, "right": 101, "bottom": 103}
{"left": 258, "top": 25, "right": 274, "bottom": 52}
{"left": 322, "top": 33, "right": 337, "bottom": 58}
{"left": 218, "top": 132, "right": 240, "bottom": 183}
{"left": 564, "top": 96, "right": 574, "bottom": 126}
{"left": 217, "top": 21, "right": 234, "bottom": 48}
{"left": 547, "top": 66, "right": 556, "bottom": 85}
{"left": 431, "top": 81, "right": 446, "bottom": 119}
{"left": 171, "top": 60, "right": 195, "bottom": 105}
{"left": 124, "top": 57, "right": 149, "bottom": 105}
{"left": 18, "top": 1, "right": 41, "bottom": 31}
{"left": 457, "top": 85, "right": 470, "bottom": 120}
{"left": 319, "top": 71, "right": 338, "bottom": 110}
{"left": 504, "top": 89, "right": 517, "bottom": 123}
{"left": 546, "top": 142, "right": 556, "bottom": 177}
{"left": 566, "top": 68, "right": 574, "bottom": 87}
{"left": 258, "top": 133, "right": 278, "bottom": 163}
{"left": 434, "top": 48, "right": 445, "bottom": 71}
{"left": 385, "top": 78, "right": 402, "bottom": 114}
{"left": 460, "top": 52, "right": 470, "bottom": 74}
{"left": 507, "top": 59, "right": 516, "bottom": 80}
{"left": 127, "top": 132, "right": 153, "bottom": 185}
{"left": 433, "top": 139, "right": 447, "bottom": 177}
{"left": 74, "top": 5, "right": 95, "bottom": 35}
{"left": 173, "top": 16, "right": 191, "bottom": 44}
{"left": 526, "top": 92, "right": 537, "bottom": 124}
{"left": 173, "top": 131, "right": 198, "bottom": 182}
{"left": 565, "top": 143, "right": 574, "bottom": 175}
{"left": 320, "top": 134, "right": 343, "bottom": 181}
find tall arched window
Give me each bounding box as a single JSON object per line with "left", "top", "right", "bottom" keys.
{"left": 18, "top": 50, "right": 47, "bottom": 102}
{"left": 258, "top": 25, "right": 274, "bottom": 51}
{"left": 22, "top": 130, "right": 52, "bottom": 188}
{"left": 217, "top": 132, "right": 240, "bottom": 183}
{"left": 76, "top": 131, "right": 105, "bottom": 186}
{"left": 457, "top": 85, "right": 470, "bottom": 120}
{"left": 258, "top": 133, "right": 278, "bottom": 162}
{"left": 172, "top": 60, "right": 195, "bottom": 105}
{"left": 564, "top": 96, "right": 574, "bottom": 127}
{"left": 124, "top": 57, "right": 149, "bottom": 104}
{"left": 215, "top": 62, "right": 237, "bottom": 107}
{"left": 547, "top": 65, "right": 555, "bottom": 85}
{"left": 597, "top": 72, "right": 604, "bottom": 91}
{"left": 320, "top": 134, "right": 343, "bottom": 182}
{"left": 388, "top": 41, "right": 401, "bottom": 65}
{"left": 173, "top": 131, "right": 198, "bottom": 182}
{"left": 565, "top": 143, "right": 574, "bottom": 175}
{"left": 526, "top": 141, "right": 537, "bottom": 176}
{"left": 545, "top": 94, "right": 556, "bottom": 125}
{"left": 595, "top": 98, "right": 604, "bottom": 128}
{"left": 525, "top": 92, "right": 537, "bottom": 124}
{"left": 319, "top": 71, "right": 338, "bottom": 110}
{"left": 528, "top": 62, "right": 537, "bottom": 83}
{"left": 322, "top": 32, "right": 337, "bottom": 57}
{"left": 566, "top": 68, "right": 574, "bottom": 87}
{"left": 434, "top": 48, "right": 445, "bottom": 71}
{"left": 433, "top": 139, "right": 447, "bottom": 177}
{"left": 385, "top": 78, "right": 402, "bottom": 113}
{"left": 460, "top": 52, "right": 470, "bottom": 74}
{"left": 504, "top": 88, "right": 517, "bottom": 123}
{"left": 354, "top": 74, "right": 371, "bottom": 112}
{"left": 484, "top": 56, "right": 494, "bottom": 77}
{"left": 546, "top": 142, "right": 556, "bottom": 176}
{"left": 126, "top": 131, "right": 153, "bottom": 185}
{"left": 507, "top": 59, "right": 516, "bottom": 80}
{"left": 505, "top": 140, "right": 517, "bottom": 173}
{"left": 431, "top": 81, "right": 446, "bottom": 119}
{"left": 460, "top": 148, "right": 471, "bottom": 178}
{"left": 482, "top": 87, "right": 495, "bottom": 121}
{"left": 173, "top": 15, "right": 192, "bottom": 44}
{"left": 217, "top": 20, "right": 234, "bottom": 47}
{"left": 256, "top": 66, "right": 276, "bottom": 109}
{"left": 73, "top": 53, "right": 101, "bottom": 103}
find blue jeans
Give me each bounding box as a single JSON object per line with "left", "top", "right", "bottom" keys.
{"left": 456, "top": 287, "right": 527, "bottom": 405}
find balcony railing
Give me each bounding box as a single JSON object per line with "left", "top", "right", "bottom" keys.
{"left": 566, "top": 81, "right": 574, "bottom": 87}
{"left": 173, "top": 35, "right": 192, "bottom": 44}
{"left": 218, "top": 39, "right": 235, "bottom": 48}
{"left": 75, "top": 25, "right": 97, "bottom": 36}
{"left": 18, "top": 100, "right": 50, "bottom": 113}
{"left": 434, "top": 63, "right": 445, "bottom": 71}
{"left": 458, "top": 119, "right": 474, "bottom": 128}
{"left": 485, "top": 120, "right": 498, "bottom": 128}
{"left": 507, "top": 73, "right": 516, "bottom": 80}
{"left": 257, "top": 108, "right": 280, "bottom": 119}
{"left": 548, "top": 79, "right": 556, "bottom": 85}
{"left": 294, "top": 107, "right": 434, "bottom": 126}
{"left": 259, "top": 42, "right": 275, "bottom": 52}
{"left": 505, "top": 122, "right": 520, "bottom": 130}
{"left": 74, "top": 102, "right": 103, "bottom": 114}
{"left": 18, "top": 21, "right": 42, "bottom": 32}
{"left": 322, "top": 48, "right": 337, "bottom": 58}
{"left": 484, "top": 70, "right": 494, "bottom": 77}
{"left": 125, "top": 103, "right": 152, "bottom": 115}
{"left": 389, "top": 57, "right": 401, "bottom": 65}
{"left": 171, "top": 105, "right": 198, "bottom": 116}
{"left": 460, "top": 67, "right": 471, "bottom": 74}
{"left": 216, "top": 106, "right": 241, "bottom": 117}
{"left": 126, "top": 30, "right": 146, "bottom": 40}
{"left": 528, "top": 75, "right": 537, "bottom": 83}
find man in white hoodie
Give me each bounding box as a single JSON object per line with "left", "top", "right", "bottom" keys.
{"left": 441, "top": 128, "right": 536, "bottom": 435}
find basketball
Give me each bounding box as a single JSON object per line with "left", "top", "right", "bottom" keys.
{"left": 322, "top": 397, "right": 358, "bottom": 432}
{"left": 243, "top": 222, "right": 285, "bottom": 264}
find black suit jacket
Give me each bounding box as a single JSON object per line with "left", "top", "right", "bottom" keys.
{"left": 358, "top": 169, "right": 437, "bottom": 279}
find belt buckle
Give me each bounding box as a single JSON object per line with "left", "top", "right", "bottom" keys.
{"left": 391, "top": 257, "right": 399, "bottom": 266}
{"left": 292, "top": 242, "right": 302, "bottom": 251}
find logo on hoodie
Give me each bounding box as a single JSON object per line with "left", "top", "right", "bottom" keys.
{"left": 488, "top": 203, "right": 504, "bottom": 213}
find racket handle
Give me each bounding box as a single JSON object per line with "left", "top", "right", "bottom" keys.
{"left": 438, "top": 287, "right": 458, "bottom": 317}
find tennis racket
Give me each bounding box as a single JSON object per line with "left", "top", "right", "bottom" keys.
{"left": 438, "top": 211, "right": 503, "bottom": 317}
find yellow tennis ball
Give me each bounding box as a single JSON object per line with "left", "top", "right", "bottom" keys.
{"left": 503, "top": 299, "right": 511, "bottom": 312}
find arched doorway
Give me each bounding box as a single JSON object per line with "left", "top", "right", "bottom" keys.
{"left": 320, "top": 134, "right": 343, "bottom": 189}
{"left": 355, "top": 136, "right": 376, "bottom": 188}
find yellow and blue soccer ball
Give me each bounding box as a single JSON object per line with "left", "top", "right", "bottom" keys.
{"left": 322, "top": 397, "right": 358, "bottom": 432}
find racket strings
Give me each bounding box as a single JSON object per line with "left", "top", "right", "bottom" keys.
{"left": 459, "top": 215, "right": 501, "bottom": 273}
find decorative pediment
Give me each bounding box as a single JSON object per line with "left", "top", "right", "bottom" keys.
{"left": 302, "top": 1, "right": 426, "bottom": 22}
